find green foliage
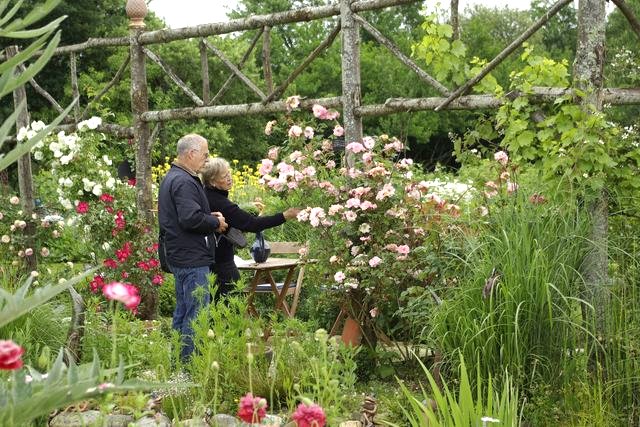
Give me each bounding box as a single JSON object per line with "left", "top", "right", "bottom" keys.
{"left": 0, "top": 348, "right": 166, "bottom": 426}
{"left": 187, "top": 296, "right": 358, "bottom": 422}
{"left": 383, "top": 353, "right": 520, "bottom": 427}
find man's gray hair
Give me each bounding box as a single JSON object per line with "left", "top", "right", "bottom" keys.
{"left": 177, "top": 134, "right": 206, "bottom": 156}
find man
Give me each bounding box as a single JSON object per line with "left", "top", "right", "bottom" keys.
{"left": 158, "top": 133, "right": 227, "bottom": 362}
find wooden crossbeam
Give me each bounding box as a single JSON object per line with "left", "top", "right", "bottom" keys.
{"left": 435, "top": 0, "right": 572, "bottom": 111}
{"left": 142, "top": 46, "right": 204, "bottom": 106}
{"left": 203, "top": 39, "right": 267, "bottom": 101}
{"left": 210, "top": 28, "right": 264, "bottom": 105}
{"left": 24, "top": 70, "right": 64, "bottom": 114}
{"left": 354, "top": 14, "right": 450, "bottom": 96}
{"left": 264, "top": 22, "right": 341, "bottom": 103}
{"left": 81, "top": 54, "right": 131, "bottom": 120}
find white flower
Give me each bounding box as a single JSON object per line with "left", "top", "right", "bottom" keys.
{"left": 31, "top": 120, "right": 46, "bottom": 131}
{"left": 53, "top": 150, "right": 63, "bottom": 158}
{"left": 60, "top": 154, "right": 73, "bottom": 165}
{"left": 102, "top": 155, "right": 112, "bottom": 166}
{"left": 9, "top": 196, "right": 19, "bottom": 205}
{"left": 79, "top": 116, "right": 102, "bottom": 131}
{"left": 91, "top": 184, "right": 103, "bottom": 196}
{"left": 60, "top": 198, "right": 73, "bottom": 210}
{"left": 63, "top": 178, "right": 73, "bottom": 187}
{"left": 105, "top": 177, "right": 116, "bottom": 189}
{"left": 33, "top": 151, "right": 43, "bottom": 161}
{"left": 26, "top": 130, "right": 36, "bottom": 140}
{"left": 101, "top": 242, "right": 111, "bottom": 251}
{"left": 1, "top": 235, "right": 10, "bottom": 243}
{"left": 17, "top": 127, "right": 29, "bottom": 141}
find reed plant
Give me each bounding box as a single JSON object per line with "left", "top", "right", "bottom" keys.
{"left": 427, "top": 192, "right": 591, "bottom": 396}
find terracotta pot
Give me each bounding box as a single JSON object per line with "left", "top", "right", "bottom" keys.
{"left": 341, "top": 316, "right": 362, "bottom": 347}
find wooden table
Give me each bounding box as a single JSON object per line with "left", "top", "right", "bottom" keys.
{"left": 236, "top": 257, "right": 303, "bottom": 317}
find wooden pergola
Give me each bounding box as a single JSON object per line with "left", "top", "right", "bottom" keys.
{"left": 7, "top": 0, "right": 640, "bottom": 328}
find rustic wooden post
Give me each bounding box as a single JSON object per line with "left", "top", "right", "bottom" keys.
{"left": 262, "top": 26, "right": 274, "bottom": 94}
{"left": 6, "top": 45, "right": 37, "bottom": 271}
{"left": 70, "top": 53, "right": 81, "bottom": 120}
{"left": 340, "top": 0, "right": 363, "bottom": 167}
{"left": 574, "top": 0, "right": 608, "bottom": 333}
{"left": 126, "top": 0, "right": 153, "bottom": 224}
{"left": 200, "top": 39, "right": 210, "bottom": 104}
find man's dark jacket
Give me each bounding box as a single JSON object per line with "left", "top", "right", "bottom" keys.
{"left": 158, "top": 164, "right": 220, "bottom": 268}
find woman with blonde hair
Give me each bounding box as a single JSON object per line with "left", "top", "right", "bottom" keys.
{"left": 201, "top": 157, "right": 300, "bottom": 298}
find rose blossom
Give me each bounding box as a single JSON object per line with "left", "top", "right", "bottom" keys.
{"left": 368, "top": 256, "right": 382, "bottom": 267}
{"left": 0, "top": 340, "right": 24, "bottom": 370}
{"left": 333, "top": 125, "right": 344, "bottom": 137}
{"left": 345, "top": 142, "right": 365, "bottom": 153}
{"left": 75, "top": 201, "right": 89, "bottom": 214}
{"left": 9, "top": 196, "right": 19, "bottom": 205}
{"left": 507, "top": 181, "right": 519, "bottom": 194}
{"left": 285, "top": 95, "right": 301, "bottom": 111}
{"left": 264, "top": 120, "right": 277, "bottom": 135}
{"left": 334, "top": 271, "right": 346, "bottom": 282}
{"left": 291, "top": 402, "right": 327, "bottom": 427}
{"left": 362, "top": 136, "right": 375, "bottom": 149}
{"left": 267, "top": 147, "right": 279, "bottom": 160}
{"left": 396, "top": 245, "right": 410, "bottom": 255}
{"left": 288, "top": 125, "right": 303, "bottom": 138}
{"left": 312, "top": 104, "right": 328, "bottom": 119}
{"left": 304, "top": 126, "right": 315, "bottom": 139}
{"left": 494, "top": 150, "right": 509, "bottom": 166}
{"left": 259, "top": 159, "right": 274, "bottom": 175}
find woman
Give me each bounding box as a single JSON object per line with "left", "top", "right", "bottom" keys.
{"left": 201, "top": 157, "right": 300, "bottom": 298}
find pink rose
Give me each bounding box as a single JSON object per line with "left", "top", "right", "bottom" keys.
{"left": 75, "top": 201, "right": 89, "bottom": 214}
{"left": 345, "top": 142, "right": 365, "bottom": 153}
{"left": 0, "top": 340, "right": 24, "bottom": 370}
{"left": 507, "top": 181, "right": 519, "bottom": 194}
{"left": 333, "top": 125, "right": 344, "bottom": 137}
{"left": 494, "top": 150, "right": 509, "bottom": 166}
{"left": 264, "top": 120, "right": 277, "bottom": 136}
{"left": 259, "top": 159, "right": 274, "bottom": 175}
{"left": 288, "top": 125, "right": 303, "bottom": 138}
{"left": 285, "top": 95, "right": 301, "bottom": 111}
{"left": 304, "top": 126, "right": 315, "bottom": 139}
{"left": 267, "top": 147, "right": 279, "bottom": 160}
{"left": 312, "top": 104, "right": 328, "bottom": 119}
{"left": 334, "top": 271, "right": 346, "bottom": 282}
{"left": 396, "top": 245, "right": 410, "bottom": 255}
{"left": 368, "top": 256, "right": 382, "bottom": 267}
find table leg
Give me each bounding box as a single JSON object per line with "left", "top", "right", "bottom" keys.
{"left": 246, "top": 270, "right": 263, "bottom": 317}
{"left": 265, "top": 268, "right": 293, "bottom": 317}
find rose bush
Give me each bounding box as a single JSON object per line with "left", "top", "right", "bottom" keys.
{"left": 259, "top": 99, "right": 460, "bottom": 341}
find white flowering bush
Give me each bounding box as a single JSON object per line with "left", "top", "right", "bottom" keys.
{"left": 0, "top": 194, "right": 64, "bottom": 274}
{"left": 29, "top": 117, "right": 122, "bottom": 211}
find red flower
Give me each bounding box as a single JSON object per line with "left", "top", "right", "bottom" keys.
{"left": 105, "top": 206, "right": 114, "bottom": 214}
{"left": 127, "top": 178, "right": 136, "bottom": 186}
{"left": 237, "top": 393, "right": 267, "bottom": 423}
{"left": 291, "top": 402, "right": 327, "bottom": 427}
{"left": 99, "top": 193, "right": 114, "bottom": 203}
{"left": 89, "top": 275, "right": 106, "bottom": 293}
{"left": 121, "top": 271, "right": 129, "bottom": 279}
{"left": 75, "top": 201, "right": 89, "bottom": 214}
{"left": 148, "top": 258, "right": 159, "bottom": 268}
{"left": 0, "top": 340, "right": 25, "bottom": 370}
{"left": 152, "top": 274, "right": 163, "bottom": 285}
{"left": 103, "top": 259, "right": 118, "bottom": 269}
{"left": 136, "top": 261, "right": 150, "bottom": 271}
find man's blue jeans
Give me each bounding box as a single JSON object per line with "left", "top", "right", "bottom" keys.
{"left": 170, "top": 265, "right": 210, "bottom": 362}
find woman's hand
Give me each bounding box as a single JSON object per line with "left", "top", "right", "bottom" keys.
{"left": 283, "top": 207, "right": 301, "bottom": 220}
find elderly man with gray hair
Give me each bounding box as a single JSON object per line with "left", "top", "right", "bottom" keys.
{"left": 158, "top": 133, "right": 227, "bottom": 362}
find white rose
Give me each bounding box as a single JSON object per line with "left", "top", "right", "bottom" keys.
{"left": 60, "top": 154, "right": 72, "bottom": 165}
{"left": 64, "top": 178, "right": 73, "bottom": 187}
{"left": 17, "top": 127, "right": 29, "bottom": 141}
{"left": 87, "top": 117, "right": 102, "bottom": 130}
{"left": 53, "top": 150, "right": 63, "bottom": 158}
{"left": 101, "top": 242, "right": 111, "bottom": 251}
{"left": 1, "top": 235, "right": 10, "bottom": 243}
{"left": 91, "top": 184, "right": 103, "bottom": 196}
{"left": 26, "top": 130, "right": 36, "bottom": 140}
{"left": 60, "top": 198, "right": 73, "bottom": 210}
{"left": 31, "top": 120, "right": 46, "bottom": 131}
{"left": 105, "top": 177, "right": 116, "bottom": 189}
{"left": 102, "top": 155, "right": 112, "bottom": 166}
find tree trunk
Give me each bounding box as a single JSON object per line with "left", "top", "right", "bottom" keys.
{"left": 451, "top": 0, "right": 460, "bottom": 40}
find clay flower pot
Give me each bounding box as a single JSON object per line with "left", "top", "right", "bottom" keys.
{"left": 341, "top": 316, "right": 362, "bottom": 347}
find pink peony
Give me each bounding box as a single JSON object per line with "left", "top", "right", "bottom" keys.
{"left": 291, "top": 402, "right": 327, "bottom": 427}
{"left": 237, "top": 393, "right": 267, "bottom": 424}
{"left": 102, "top": 282, "right": 140, "bottom": 311}
{"left": 0, "top": 340, "right": 24, "bottom": 370}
